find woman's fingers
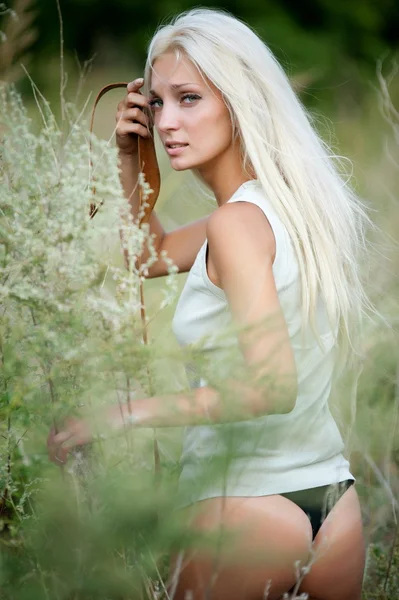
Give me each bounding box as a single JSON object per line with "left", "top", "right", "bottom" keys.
{"left": 54, "top": 446, "right": 69, "bottom": 465}
{"left": 53, "top": 430, "right": 74, "bottom": 447}
{"left": 116, "top": 107, "right": 149, "bottom": 127}
{"left": 47, "top": 429, "right": 72, "bottom": 464}
{"left": 47, "top": 426, "right": 56, "bottom": 448}
{"left": 117, "top": 93, "right": 148, "bottom": 113}
{"left": 117, "top": 122, "right": 150, "bottom": 139}
{"left": 127, "top": 78, "right": 144, "bottom": 94}
{"left": 115, "top": 109, "right": 150, "bottom": 139}
{"left": 115, "top": 79, "right": 151, "bottom": 153}
{"left": 63, "top": 422, "right": 91, "bottom": 449}
{"left": 47, "top": 434, "right": 64, "bottom": 464}
{"left": 47, "top": 418, "right": 92, "bottom": 465}
{"left": 126, "top": 91, "right": 148, "bottom": 108}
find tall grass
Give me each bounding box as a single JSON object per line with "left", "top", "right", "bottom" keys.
{"left": 0, "top": 79, "right": 185, "bottom": 599}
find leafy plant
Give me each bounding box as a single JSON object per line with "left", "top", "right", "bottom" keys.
{"left": 0, "top": 79, "right": 183, "bottom": 598}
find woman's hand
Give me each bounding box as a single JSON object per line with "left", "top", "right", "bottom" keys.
{"left": 115, "top": 78, "right": 151, "bottom": 156}
{"left": 47, "top": 417, "right": 93, "bottom": 465}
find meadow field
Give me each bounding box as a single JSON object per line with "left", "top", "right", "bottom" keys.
{"left": 0, "top": 17, "right": 398, "bottom": 599}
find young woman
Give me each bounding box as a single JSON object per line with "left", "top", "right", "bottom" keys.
{"left": 48, "top": 8, "right": 369, "bottom": 599}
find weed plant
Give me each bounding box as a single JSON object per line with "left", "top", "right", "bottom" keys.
{"left": 0, "top": 79, "right": 187, "bottom": 599}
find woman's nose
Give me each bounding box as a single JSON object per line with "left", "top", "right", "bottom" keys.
{"left": 156, "top": 102, "right": 180, "bottom": 132}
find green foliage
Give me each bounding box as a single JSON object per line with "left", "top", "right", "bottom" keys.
{"left": 1, "top": 0, "right": 398, "bottom": 99}
{"left": 0, "top": 80, "right": 183, "bottom": 598}
{"left": 27, "top": 0, "right": 399, "bottom": 67}
{"left": 363, "top": 535, "right": 399, "bottom": 600}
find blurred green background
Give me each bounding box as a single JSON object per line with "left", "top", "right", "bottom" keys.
{"left": 2, "top": 0, "right": 399, "bottom": 114}
{"left": 2, "top": 0, "right": 399, "bottom": 93}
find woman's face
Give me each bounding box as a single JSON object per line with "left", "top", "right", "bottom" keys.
{"left": 149, "top": 52, "right": 234, "bottom": 174}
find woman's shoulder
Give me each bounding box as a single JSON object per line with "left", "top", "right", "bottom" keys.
{"left": 225, "top": 181, "right": 294, "bottom": 263}
{"left": 206, "top": 199, "right": 276, "bottom": 267}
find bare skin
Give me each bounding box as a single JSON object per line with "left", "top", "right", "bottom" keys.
{"left": 48, "top": 53, "right": 366, "bottom": 599}
{"left": 168, "top": 487, "right": 365, "bottom": 600}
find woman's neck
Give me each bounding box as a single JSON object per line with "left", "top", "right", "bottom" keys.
{"left": 196, "top": 144, "right": 256, "bottom": 206}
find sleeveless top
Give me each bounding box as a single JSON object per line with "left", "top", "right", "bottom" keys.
{"left": 172, "top": 180, "right": 353, "bottom": 508}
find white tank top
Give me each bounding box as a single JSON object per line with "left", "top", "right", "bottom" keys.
{"left": 172, "top": 180, "right": 353, "bottom": 508}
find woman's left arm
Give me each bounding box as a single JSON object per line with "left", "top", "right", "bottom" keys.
{"left": 48, "top": 202, "right": 297, "bottom": 463}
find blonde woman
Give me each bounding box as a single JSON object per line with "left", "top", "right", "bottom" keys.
{"left": 49, "top": 8, "right": 368, "bottom": 600}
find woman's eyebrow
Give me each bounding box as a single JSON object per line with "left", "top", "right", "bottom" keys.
{"left": 149, "top": 82, "right": 200, "bottom": 96}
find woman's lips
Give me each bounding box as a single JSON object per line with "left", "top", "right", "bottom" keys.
{"left": 166, "top": 144, "right": 188, "bottom": 156}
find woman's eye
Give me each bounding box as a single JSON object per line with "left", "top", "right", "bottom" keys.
{"left": 148, "top": 98, "right": 162, "bottom": 110}
{"left": 148, "top": 94, "right": 201, "bottom": 110}
{"left": 181, "top": 93, "right": 201, "bottom": 104}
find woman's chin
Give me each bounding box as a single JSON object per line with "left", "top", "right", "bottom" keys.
{"left": 169, "top": 159, "right": 194, "bottom": 172}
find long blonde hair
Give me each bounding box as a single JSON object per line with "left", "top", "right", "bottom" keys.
{"left": 144, "top": 8, "right": 372, "bottom": 369}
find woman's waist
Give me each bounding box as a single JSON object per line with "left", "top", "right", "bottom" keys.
{"left": 180, "top": 407, "right": 344, "bottom": 464}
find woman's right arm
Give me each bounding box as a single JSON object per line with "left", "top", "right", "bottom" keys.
{"left": 116, "top": 79, "right": 208, "bottom": 277}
